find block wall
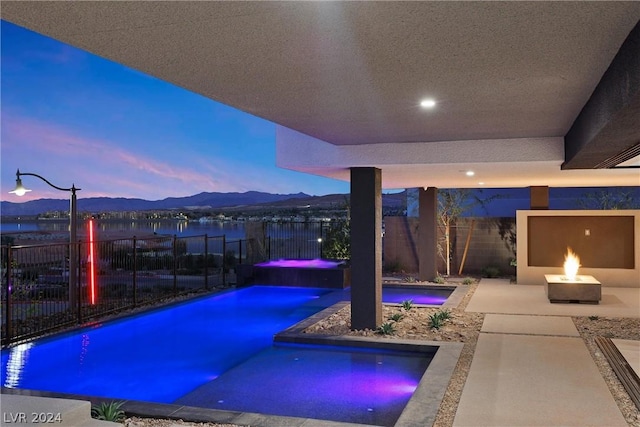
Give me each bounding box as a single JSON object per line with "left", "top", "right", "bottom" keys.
{"left": 383, "top": 216, "right": 515, "bottom": 276}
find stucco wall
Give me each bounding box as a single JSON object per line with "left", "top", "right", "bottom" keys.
{"left": 516, "top": 210, "right": 640, "bottom": 287}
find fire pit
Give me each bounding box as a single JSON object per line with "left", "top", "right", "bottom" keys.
{"left": 544, "top": 248, "right": 601, "bottom": 304}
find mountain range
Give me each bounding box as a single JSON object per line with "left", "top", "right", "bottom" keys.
{"left": 3, "top": 187, "right": 637, "bottom": 217}
{"left": 1, "top": 190, "right": 407, "bottom": 216}
{"left": 1, "top": 191, "right": 315, "bottom": 216}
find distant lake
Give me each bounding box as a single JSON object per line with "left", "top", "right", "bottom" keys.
{"left": 0, "top": 219, "right": 246, "bottom": 240}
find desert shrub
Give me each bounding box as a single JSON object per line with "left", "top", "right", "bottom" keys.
{"left": 388, "top": 313, "right": 404, "bottom": 322}
{"left": 428, "top": 309, "right": 452, "bottom": 330}
{"left": 376, "top": 322, "right": 396, "bottom": 335}
{"left": 91, "top": 401, "right": 125, "bottom": 422}
{"left": 481, "top": 266, "right": 501, "bottom": 278}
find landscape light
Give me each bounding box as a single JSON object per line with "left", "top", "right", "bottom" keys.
{"left": 9, "top": 173, "right": 32, "bottom": 196}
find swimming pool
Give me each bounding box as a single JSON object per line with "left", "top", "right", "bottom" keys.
{"left": 381, "top": 285, "right": 454, "bottom": 306}
{"left": 2, "top": 286, "right": 334, "bottom": 402}
{"left": 0, "top": 286, "right": 447, "bottom": 426}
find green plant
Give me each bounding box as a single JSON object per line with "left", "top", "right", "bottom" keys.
{"left": 433, "top": 275, "right": 445, "bottom": 284}
{"left": 91, "top": 401, "right": 125, "bottom": 422}
{"left": 388, "top": 313, "right": 404, "bottom": 322}
{"left": 428, "top": 309, "right": 452, "bottom": 329}
{"left": 438, "top": 309, "right": 452, "bottom": 320}
{"left": 481, "top": 266, "right": 501, "bottom": 278}
{"left": 401, "top": 300, "right": 413, "bottom": 311}
{"left": 322, "top": 201, "right": 351, "bottom": 260}
{"left": 402, "top": 275, "right": 417, "bottom": 283}
{"left": 428, "top": 312, "right": 445, "bottom": 330}
{"left": 377, "top": 322, "right": 396, "bottom": 335}
{"left": 588, "top": 315, "right": 599, "bottom": 321}
{"left": 462, "top": 277, "right": 474, "bottom": 285}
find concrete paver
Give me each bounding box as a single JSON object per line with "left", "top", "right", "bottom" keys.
{"left": 455, "top": 279, "right": 637, "bottom": 427}
{"left": 453, "top": 333, "right": 628, "bottom": 427}
{"left": 481, "top": 314, "right": 580, "bottom": 337}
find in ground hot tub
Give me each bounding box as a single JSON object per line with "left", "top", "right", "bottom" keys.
{"left": 252, "top": 259, "right": 351, "bottom": 288}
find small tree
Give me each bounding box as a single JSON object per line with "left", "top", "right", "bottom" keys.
{"left": 438, "top": 189, "right": 496, "bottom": 276}
{"left": 322, "top": 219, "right": 350, "bottom": 260}
{"left": 322, "top": 198, "right": 350, "bottom": 260}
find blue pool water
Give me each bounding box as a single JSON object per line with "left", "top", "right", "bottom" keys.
{"left": 177, "top": 342, "right": 431, "bottom": 426}
{"left": 1, "top": 286, "right": 333, "bottom": 401}
{"left": 1, "top": 286, "right": 436, "bottom": 426}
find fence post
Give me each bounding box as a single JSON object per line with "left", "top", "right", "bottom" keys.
{"left": 4, "top": 246, "right": 13, "bottom": 346}
{"left": 320, "top": 222, "right": 324, "bottom": 258}
{"left": 267, "top": 236, "right": 271, "bottom": 260}
{"left": 133, "top": 236, "right": 138, "bottom": 307}
{"left": 173, "top": 235, "right": 178, "bottom": 296}
{"left": 238, "top": 240, "right": 243, "bottom": 265}
{"left": 77, "top": 239, "right": 82, "bottom": 325}
{"left": 204, "top": 234, "right": 209, "bottom": 291}
{"left": 222, "top": 235, "right": 227, "bottom": 287}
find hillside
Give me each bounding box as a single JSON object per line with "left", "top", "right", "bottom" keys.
{"left": 1, "top": 191, "right": 312, "bottom": 216}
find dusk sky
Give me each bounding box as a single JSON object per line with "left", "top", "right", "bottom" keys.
{"left": 1, "top": 20, "right": 351, "bottom": 203}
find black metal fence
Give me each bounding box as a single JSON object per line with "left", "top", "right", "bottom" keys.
{"left": 1, "top": 234, "right": 248, "bottom": 346}
{"left": 265, "top": 221, "right": 330, "bottom": 260}
{"left": 0, "top": 220, "right": 347, "bottom": 347}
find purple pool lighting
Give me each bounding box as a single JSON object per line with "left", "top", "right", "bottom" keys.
{"left": 256, "top": 258, "right": 345, "bottom": 268}
{"left": 383, "top": 287, "right": 453, "bottom": 306}
{"left": 176, "top": 342, "right": 431, "bottom": 426}
{"left": 252, "top": 259, "right": 351, "bottom": 288}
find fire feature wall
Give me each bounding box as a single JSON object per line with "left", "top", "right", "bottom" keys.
{"left": 516, "top": 210, "right": 640, "bottom": 287}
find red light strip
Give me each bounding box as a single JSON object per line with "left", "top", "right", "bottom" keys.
{"left": 88, "top": 219, "right": 97, "bottom": 305}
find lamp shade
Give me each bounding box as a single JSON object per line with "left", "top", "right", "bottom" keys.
{"left": 9, "top": 177, "right": 31, "bottom": 196}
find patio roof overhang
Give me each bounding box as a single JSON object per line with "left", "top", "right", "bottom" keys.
{"left": 2, "top": 1, "right": 639, "bottom": 189}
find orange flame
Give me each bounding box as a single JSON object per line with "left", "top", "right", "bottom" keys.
{"left": 563, "top": 247, "right": 581, "bottom": 281}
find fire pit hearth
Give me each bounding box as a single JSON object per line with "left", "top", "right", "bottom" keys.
{"left": 544, "top": 274, "right": 601, "bottom": 304}
{"left": 544, "top": 248, "right": 601, "bottom": 304}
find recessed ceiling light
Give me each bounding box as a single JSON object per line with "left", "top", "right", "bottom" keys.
{"left": 478, "top": 182, "right": 485, "bottom": 185}
{"left": 420, "top": 99, "right": 436, "bottom": 108}
{"left": 465, "top": 170, "right": 475, "bottom": 176}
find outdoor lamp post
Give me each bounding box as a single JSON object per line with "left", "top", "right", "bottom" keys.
{"left": 9, "top": 169, "right": 81, "bottom": 306}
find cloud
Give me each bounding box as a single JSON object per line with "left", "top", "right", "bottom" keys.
{"left": 2, "top": 112, "right": 347, "bottom": 203}
{"left": 1, "top": 114, "right": 258, "bottom": 200}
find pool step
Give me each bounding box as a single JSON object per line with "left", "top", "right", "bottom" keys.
{"left": 0, "top": 394, "right": 120, "bottom": 426}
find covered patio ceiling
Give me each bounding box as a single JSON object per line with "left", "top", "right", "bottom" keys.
{"left": 2, "top": 1, "right": 639, "bottom": 189}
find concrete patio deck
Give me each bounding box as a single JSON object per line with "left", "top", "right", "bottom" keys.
{"left": 454, "top": 278, "right": 639, "bottom": 426}
{"left": 465, "top": 278, "right": 640, "bottom": 318}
